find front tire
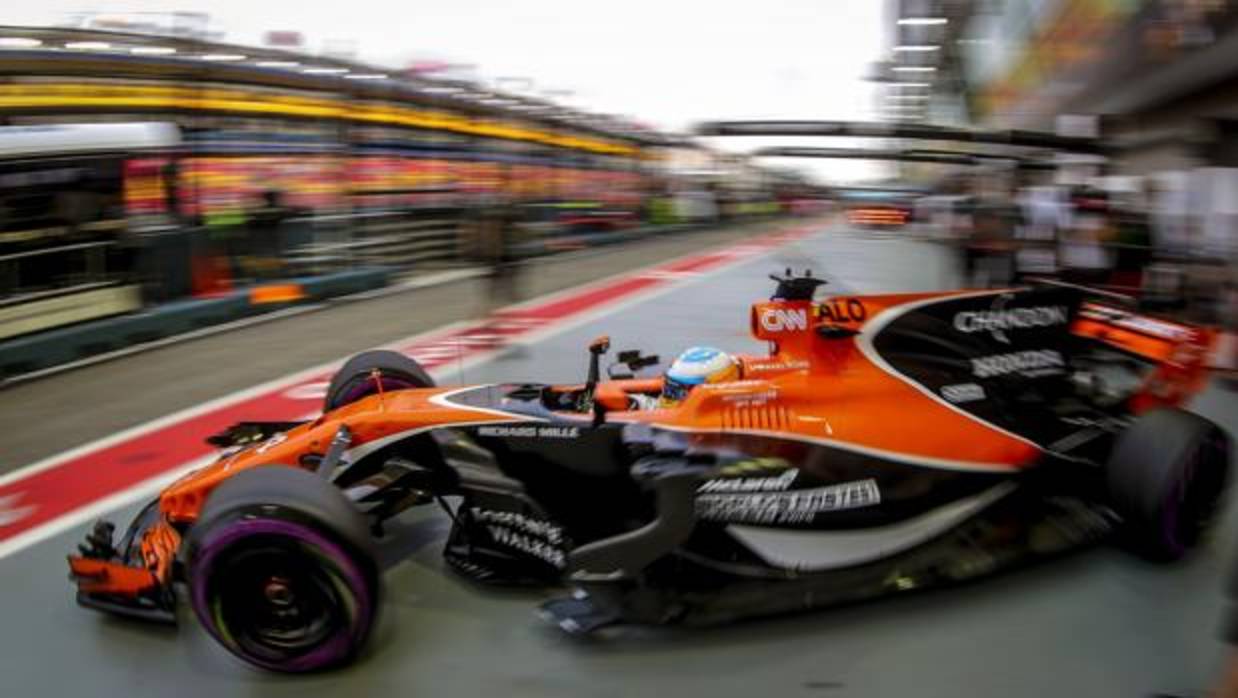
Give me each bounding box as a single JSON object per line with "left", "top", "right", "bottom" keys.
{"left": 185, "top": 467, "right": 378, "bottom": 672}
{"left": 1106, "top": 408, "right": 1231, "bottom": 561}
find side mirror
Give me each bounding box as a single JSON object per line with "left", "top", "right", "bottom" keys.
{"left": 589, "top": 335, "right": 611, "bottom": 355}
{"left": 632, "top": 354, "right": 660, "bottom": 369}
{"left": 608, "top": 350, "right": 662, "bottom": 379}
{"left": 583, "top": 335, "right": 612, "bottom": 409}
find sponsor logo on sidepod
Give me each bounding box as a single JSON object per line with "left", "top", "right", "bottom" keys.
{"left": 696, "top": 478, "right": 881, "bottom": 524}
{"left": 699, "top": 468, "right": 798, "bottom": 493}
{"left": 940, "top": 383, "right": 986, "bottom": 403}
{"left": 953, "top": 296, "right": 1069, "bottom": 344}
{"left": 971, "top": 349, "right": 1065, "bottom": 378}
{"left": 817, "top": 298, "right": 868, "bottom": 323}
{"left": 471, "top": 508, "right": 566, "bottom": 568}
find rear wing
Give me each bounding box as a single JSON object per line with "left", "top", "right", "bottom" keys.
{"left": 1071, "top": 302, "right": 1216, "bottom": 411}
{"left": 1072, "top": 303, "right": 1205, "bottom": 362}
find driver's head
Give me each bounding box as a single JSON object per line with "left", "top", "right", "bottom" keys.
{"left": 661, "top": 346, "right": 738, "bottom": 404}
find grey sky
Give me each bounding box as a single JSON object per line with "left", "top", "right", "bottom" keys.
{"left": 4, "top": 1, "right": 890, "bottom": 182}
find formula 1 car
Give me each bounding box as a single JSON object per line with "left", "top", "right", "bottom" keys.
{"left": 68, "top": 270, "right": 1230, "bottom": 672}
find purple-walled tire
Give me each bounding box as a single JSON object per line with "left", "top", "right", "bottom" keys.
{"left": 324, "top": 350, "right": 434, "bottom": 412}
{"left": 186, "top": 467, "right": 378, "bottom": 672}
{"left": 1106, "top": 408, "right": 1231, "bottom": 561}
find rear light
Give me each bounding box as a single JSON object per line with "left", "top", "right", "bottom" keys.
{"left": 848, "top": 208, "right": 907, "bottom": 225}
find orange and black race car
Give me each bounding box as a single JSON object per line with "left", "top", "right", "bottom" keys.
{"left": 68, "top": 271, "right": 1230, "bottom": 672}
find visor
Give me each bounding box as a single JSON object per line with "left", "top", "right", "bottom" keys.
{"left": 661, "top": 376, "right": 698, "bottom": 402}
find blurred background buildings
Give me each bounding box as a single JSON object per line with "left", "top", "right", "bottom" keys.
{"left": 0, "top": 16, "right": 824, "bottom": 364}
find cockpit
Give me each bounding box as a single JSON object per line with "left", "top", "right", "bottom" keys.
{"left": 493, "top": 336, "right": 669, "bottom": 420}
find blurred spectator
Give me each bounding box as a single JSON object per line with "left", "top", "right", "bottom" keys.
{"left": 1109, "top": 186, "right": 1155, "bottom": 293}
{"left": 1014, "top": 184, "right": 1069, "bottom": 278}
{"left": 1060, "top": 187, "right": 1115, "bottom": 286}
{"left": 161, "top": 157, "right": 183, "bottom": 224}
{"left": 245, "top": 189, "right": 296, "bottom": 280}
{"left": 469, "top": 168, "right": 527, "bottom": 325}
{"left": 964, "top": 181, "right": 1020, "bottom": 287}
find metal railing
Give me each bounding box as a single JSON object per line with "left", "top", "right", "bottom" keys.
{"left": 0, "top": 239, "right": 120, "bottom": 301}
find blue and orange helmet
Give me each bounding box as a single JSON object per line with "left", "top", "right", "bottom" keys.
{"left": 661, "top": 346, "right": 739, "bottom": 404}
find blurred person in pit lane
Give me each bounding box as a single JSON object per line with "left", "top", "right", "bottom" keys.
{"left": 247, "top": 189, "right": 298, "bottom": 279}
{"left": 469, "top": 165, "right": 529, "bottom": 350}
{"left": 1060, "top": 186, "right": 1116, "bottom": 287}
{"left": 1109, "top": 184, "right": 1155, "bottom": 294}
{"left": 1014, "top": 183, "right": 1069, "bottom": 280}
{"left": 964, "top": 179, "right": 1021, "bottom": 288}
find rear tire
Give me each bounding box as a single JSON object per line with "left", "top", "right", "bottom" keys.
{"left": 324, "top": 350, "right": 434, "bottom": 412}
{"left": 1106, "top": 408, "right": 1230, "bottom": 561}
{"left": 185, "top": 467, "right": 379, "bottom": 672}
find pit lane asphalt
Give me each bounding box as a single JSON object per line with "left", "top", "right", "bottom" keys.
{"left": 0, "top": 222, "right": 1235, "bottom": 698}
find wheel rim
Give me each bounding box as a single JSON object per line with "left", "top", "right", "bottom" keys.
{"left": 216, "top": 545, "right": 344, "bottom": 660}
{"left": 192, "top": 519, "right": 372, "bottom": 672}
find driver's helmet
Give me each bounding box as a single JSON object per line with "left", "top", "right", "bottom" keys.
{"left": 661, "top": 346, "right": 739, "bottom": 404}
